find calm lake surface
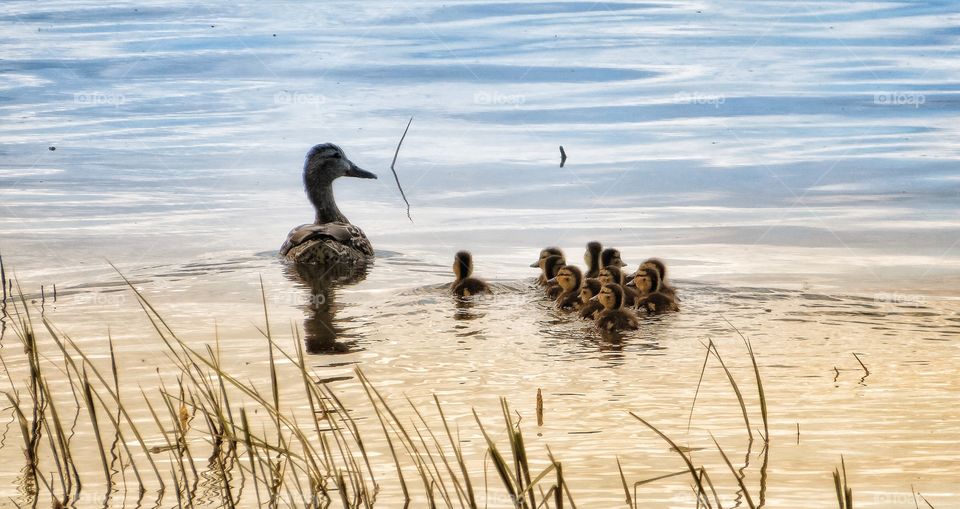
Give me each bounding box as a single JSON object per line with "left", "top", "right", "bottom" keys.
{"left": 1, "top": 1, "right": 958, "bottom": 507}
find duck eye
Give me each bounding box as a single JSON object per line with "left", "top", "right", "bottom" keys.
{"left": 332, "top": 152, "right": 342, "bottom": 159}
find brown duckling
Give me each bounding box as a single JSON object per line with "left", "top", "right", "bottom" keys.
{"left": 584, "top": 241, "right": 603, "bottom": 279}
{"left": 600, "top": 247, "right": 626, "bottom": 269}
{"left": 628, "top": 267, "right": 679, "bottom": 314}
{"left": 577, "top": 279, "right": 604, "bottom": 319}
{"left": 451, "top": 251, "right": 490, "bottom": 297}
{"left": 593, "top": 283, "right": 639, "bottom": 331}
{"left": 551, "top": 265, "right": 583, "bottom": 310}
{"left": 532, "top": 247, "right": 565, "bottom": 286}
{"left": 634, "top": 258, "right": 679, "bottom": 300}
{"left": 542, "top": 255, "right": 566, "bottom": 299}
{"left": 598, "top": 265, "right": 639, "bottom": 307}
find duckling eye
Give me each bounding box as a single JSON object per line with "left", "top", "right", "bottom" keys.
{"left": 332, "top": 152, "right": 342, "bottom": 159}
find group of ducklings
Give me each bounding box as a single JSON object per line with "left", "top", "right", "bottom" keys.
{"left": 450, "top": 242, "right": 679, "bottom": 332}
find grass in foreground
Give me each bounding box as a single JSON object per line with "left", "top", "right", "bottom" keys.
{"left": 0, "top": 258, "right": 864, "bottom": 508}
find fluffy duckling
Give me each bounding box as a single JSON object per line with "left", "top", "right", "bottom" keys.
{"left": 600, "top": 247, "right": 626, "bottom": 269}
{"left": 628, "top": 267, "right": 679, "bottom": 314}
{"left": 637, "top": 258, "right": 679, "bottom": 300}
{"left": 584, "top": 241, "right": 603, "bottom": 279}
{"left": 551, "top": 265, "right": 583, "bottom": 310}
{"left": 451, "top": 251, "right": 490, "bottom": 297}
{"left": 577, "top": 279, "right": 604, "bottom": 319}
{"left": 593, "top": 283, "right": 639, "bottom": 331}
{"left": 543, "top": 255, "right": 567, "bottom": 300}
{"left": 598, "top": 265, "right": 639, "bottom": 307}
{"left": 532, "top": 247, "right": 565, "bottom": 286}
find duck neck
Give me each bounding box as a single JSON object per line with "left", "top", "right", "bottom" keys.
{"left": 588, "top": 254, "right": 600, "bottom": 275}
{"left": 307, "top": 179, "right": 349, "bottom": 224}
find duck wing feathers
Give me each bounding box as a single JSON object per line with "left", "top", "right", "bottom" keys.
{"left": 280, "top": 222, "right": 374, "bottom": 258}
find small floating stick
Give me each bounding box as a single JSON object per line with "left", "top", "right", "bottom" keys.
{"left": 390, "top": 117, "right": 414, "bottom": 222}
{"left": 852, "top": 352, "right": 869, "bottom": 376}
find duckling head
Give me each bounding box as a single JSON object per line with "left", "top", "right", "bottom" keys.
{"left": 552, "top": 265, "right": 582, "bottom": 292}
{"left": 629, "top": 267, "right": 661, "bottom": 295}
{"left": 579, "top": 278, "right": 602, "bottom": 304}
{"left": 453, "top": 251, "right": 474, "bottom": 281}
{"left": 640, "top": 258, "right": 667, "bottom": 280}
{"left": 600, "top": 248, "right": 626, "bottom": 268}
{"left": 584, "top": 241, "right": 602, "bottom": 268}
{"left": 594, "top": 283, "right": 625, "bottom": 311}
{"left": 531, "top": 247, "right": 564, "bottom": 268}
{"left": 598, "top": 265, "right": 625, "bottom": 286}
{"left": 543, "top": 255, "right": 566, "bottom": 280}
{"left": 304, "top": 143, "right": 377, "bottom": 184}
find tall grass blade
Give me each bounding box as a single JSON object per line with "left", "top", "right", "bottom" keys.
{"left": 629, "top": 412, "right": 711, "bottom": 509}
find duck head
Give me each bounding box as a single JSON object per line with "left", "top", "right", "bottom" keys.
{"left": 543, "top": 255, "right": 566, "bottom": 280}
{"left": 453, "top": 251, "right": 474, "bottom": 281}
{"left": 303, "top": 143, "right": 377, "bottom": 224}
{"left": 592, "top": 283, "right": 625, "bottom": 310}
{"left": 627, "top": 267, "right": 661, "bottom": 295}
{"left": 579, "top": 278, "right": 602, "bottom": 304}
{"left": 531, "top": 247, "right": 564, "bottom": 268}
{"left": 305, "top": 143, "right": 377, "bottom": 182}
{"left": 600, "top": 248, "right": 626, "bottom": 268}
{"left": 550, "top": 265, "right": 582, "bottom": 292}
{"left": 598, "top": 265, "right": 625, "bottom": 286}
{"left": 640, "top": 258, "right": 667, "bottom": 280}
{"left": 584, "top": 241, "right": 602, "bottom": 270}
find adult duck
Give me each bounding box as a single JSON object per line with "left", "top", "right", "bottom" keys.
{"left": 280, "top": 144, "right": 377, "bottom": 265}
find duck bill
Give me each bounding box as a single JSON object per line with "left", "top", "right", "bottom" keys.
{"left": 625, "top": 280, "right": 636, "bottom": 287}
{"left": 546, "top": 277, "right": 557, "bottom": 284}
{"left": 589, "top": 295, "right": 599, "bottom": 302}
{"left": 345, "top": 163, "right": 377, "bottom": 179}
{"left": 615, "top": 259, "right": 627, "bottom": 267}
{"left": 529, "top": 261, "right": 541, "bottom": 268}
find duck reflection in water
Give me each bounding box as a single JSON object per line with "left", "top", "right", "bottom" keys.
{"left": 282, "top": 261, "right": 370, "bottom": 354}
{"left": 279, "top": 143, "right": 377, "bottom": 353}
{"left": 453, "top": 297, "right": 485, "bottom": 321}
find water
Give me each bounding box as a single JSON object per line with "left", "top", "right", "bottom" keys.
{"left": 1, "top": 1, "right": 958, "bottom": 507}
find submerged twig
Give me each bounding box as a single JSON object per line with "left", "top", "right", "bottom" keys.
{"left": 390, "top": 117, "right": 414, "bottom": 222}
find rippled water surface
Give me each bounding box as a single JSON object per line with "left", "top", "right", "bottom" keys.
{"left": 1, "top": 0, "right": 959, "bottom": 507}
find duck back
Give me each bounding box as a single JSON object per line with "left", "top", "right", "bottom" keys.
{"left": 637, "top": 292, "right": 679, "bottom": 314}
{"left": 453, "top": 277, "right": 490, "bottom": 297}
{"left": 596, "top": 309, "right": 639, "bottom": 331}
{"left": 282, "top": 222, "right": 374, "bottom": 264}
